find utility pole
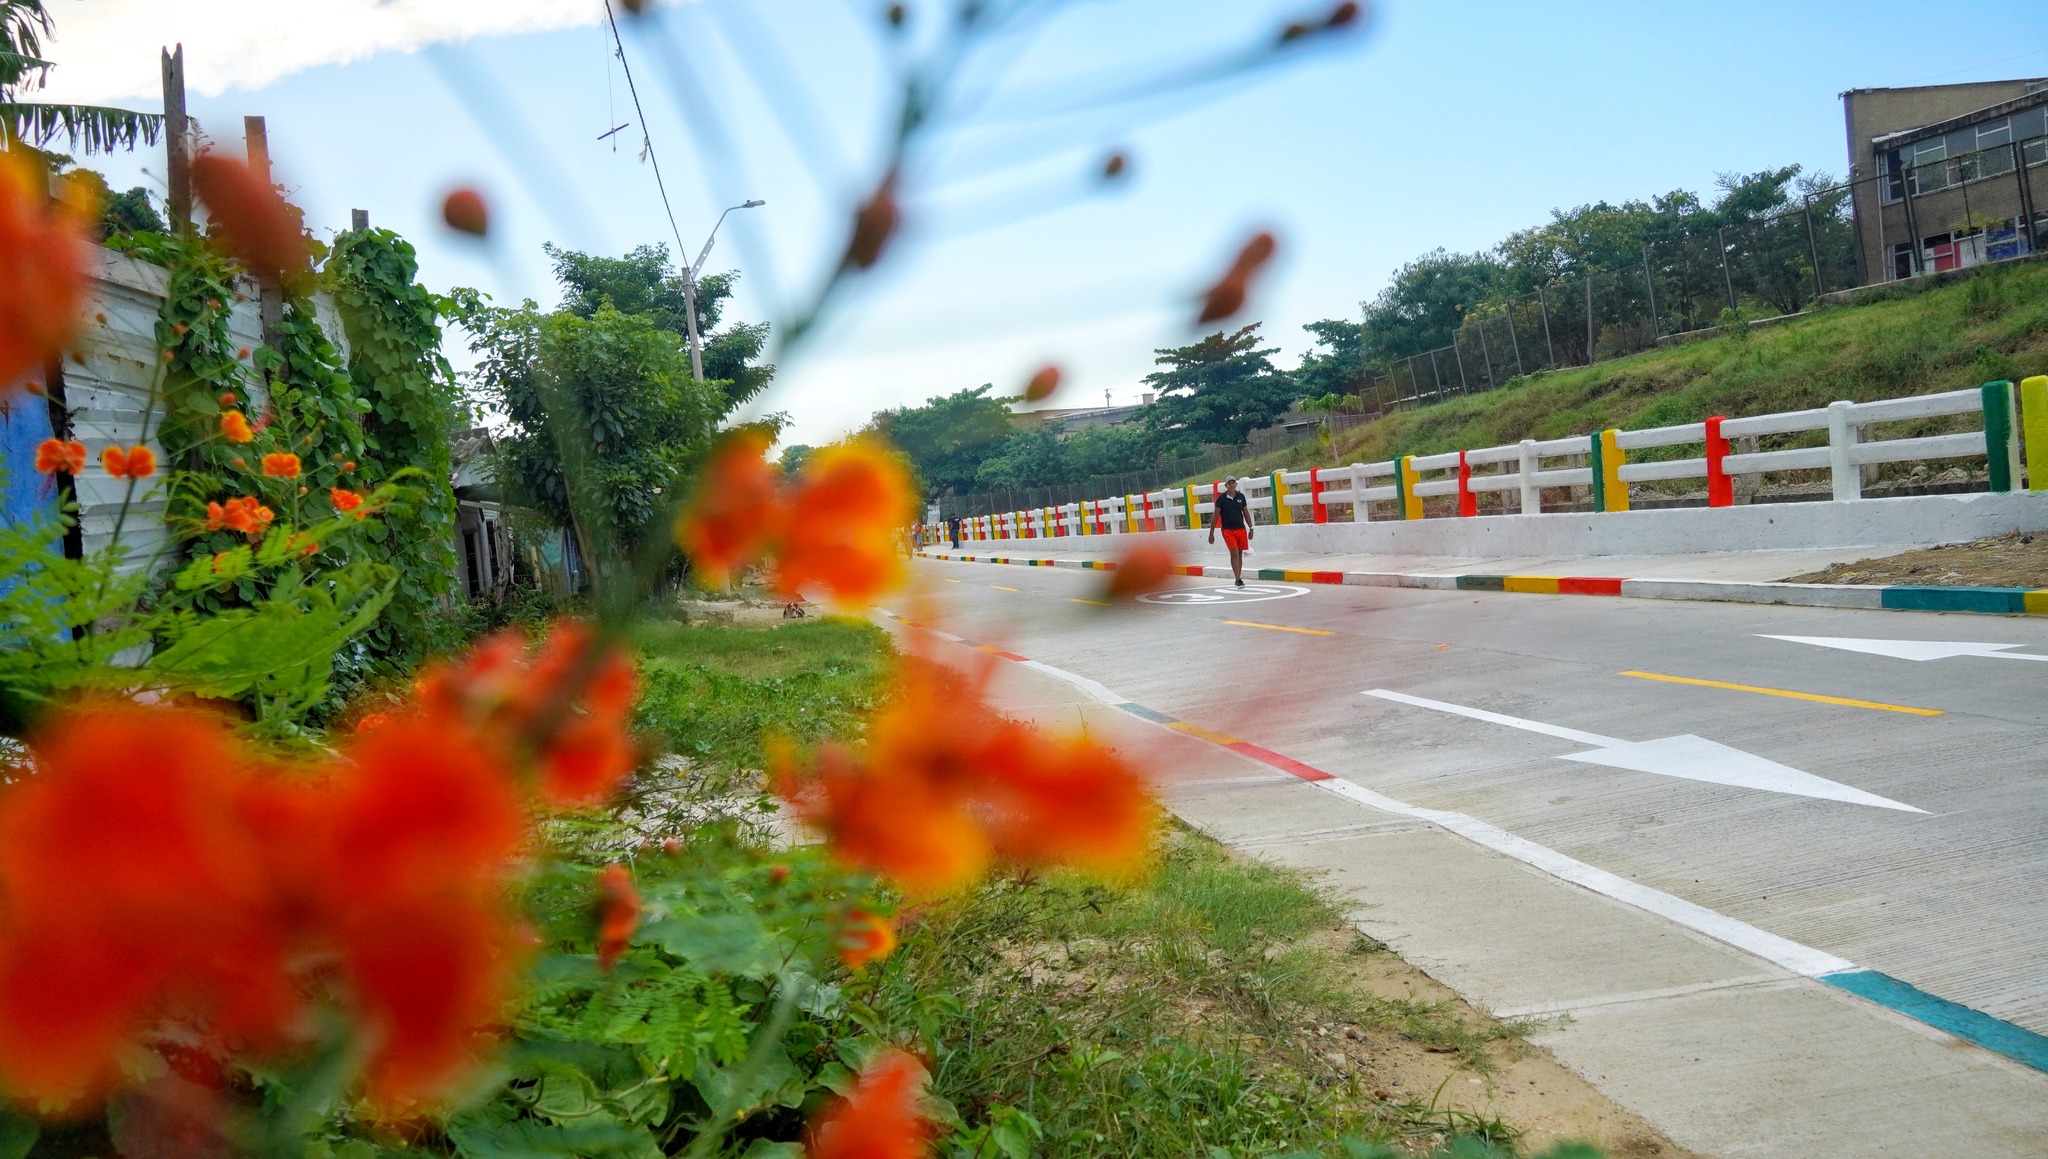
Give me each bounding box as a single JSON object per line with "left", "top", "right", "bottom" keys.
{"left": 161, "top": 45, "right": 190, "bottom": 230}
{"left": 681, "top": 199, "right": 765, "bottom": 380}
{"left": 245, "top": 116, "right": 284, "bottom": 355}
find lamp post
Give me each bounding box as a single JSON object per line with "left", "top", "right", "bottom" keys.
{"left": 681, "top": 198, "right": 764, "bottom": 381}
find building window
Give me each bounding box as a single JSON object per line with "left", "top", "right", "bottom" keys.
{"left": 462, "top": 528, "right": 482, "bottom": 597}
{"left": 1880, "top": 149, "right": 1905, "bottom": 203}
{"left": 1892, "top": 241, "right": 1916, "bottom": 280}
{"left": 1978, "top": 118, "right": 2012, "bottom": 149}
{"left": 1909, "top": 140, "right": 1949, "bottom": 195}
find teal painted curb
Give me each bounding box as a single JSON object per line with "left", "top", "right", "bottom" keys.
{"left": 1256, "top": 568, "right": 1285, "bottom": 581}
{"left": 1456, "top": 575, "right": 1507, "bottom": 591}
{"left": 1880, "top": 586, "right": 2029, "bottom": 613}
{"left": 1821, "top": 969, "right": 2048, "bottom": 1074}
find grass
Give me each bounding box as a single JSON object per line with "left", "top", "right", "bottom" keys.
{"left": 624, "top": 618, "right": 1587, "bottom": 1158}
{"left": 874, "top": 830, "right": 1529, "bottom": 1159}
{"left": 1192, "top": 258, "right": 2048, "bottom": 485}
{"left": 631, "top": 615, "right": 893, "bottom": 794}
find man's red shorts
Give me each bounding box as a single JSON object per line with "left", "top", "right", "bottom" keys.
{"left": 1219, "top": 528, "right": 1249, "bottom": 551}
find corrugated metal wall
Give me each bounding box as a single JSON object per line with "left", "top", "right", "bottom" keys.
{"left": 5, "top": 245, "right": 350, "bottom": 570}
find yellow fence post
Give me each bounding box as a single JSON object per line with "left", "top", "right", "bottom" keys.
{"left": 1270, "top": 470, "right": 1292, "bottom": 525}
{"left": 2022, "top": 375, "right": 2048, "bottom": 490}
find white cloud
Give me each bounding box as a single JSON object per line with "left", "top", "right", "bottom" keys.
{"left": 32, "top": 0, "right": 629, "bottom": 103}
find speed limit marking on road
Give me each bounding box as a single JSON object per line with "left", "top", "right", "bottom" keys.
{"left": 1138, "top": 583, "right": 1311, "bottom": 606}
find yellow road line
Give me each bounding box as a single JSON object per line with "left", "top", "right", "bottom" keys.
{"left": 1221, "top": 620, "right": 1335, "bottom": 636}
{"left": 1071, "top": 597, "right": 1110, "bottom": 607}
{"left": 1168, "top": 721, "right": 1244, "bottom": 745}
{"left": 992, "top": 585, "right": 1019, "bottom": 591}
{"left": 1618, "top": 670, "right": 1943, "bottom": 716}
{"left": 943, "top": 578, "right": 960, "bottom": 583}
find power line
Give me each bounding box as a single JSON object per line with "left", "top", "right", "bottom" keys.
{"left": 602, "top": 0, "right": 690, "bottom": 260}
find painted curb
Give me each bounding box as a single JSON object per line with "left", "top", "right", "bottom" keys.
{"left": 917, "top": 552, "right": 2048, "bottom": 616}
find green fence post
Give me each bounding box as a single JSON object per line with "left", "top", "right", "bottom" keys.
{"left": 1983, "top": 380, "right": 2019, "bottom": 493}
{"left": 1588, "top": 433, "right": 1606, "bottom": 510}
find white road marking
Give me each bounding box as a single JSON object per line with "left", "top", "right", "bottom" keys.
{"left": 1139, "top": 583, "right": 1310, "bottom": 606}
{"left": 1364, "top": 688, "right": 1926, "bottom": 813}
{"left": 1760, "top": 634, "right": 2048, "bottom": 663}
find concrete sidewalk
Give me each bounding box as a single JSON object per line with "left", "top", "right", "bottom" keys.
{"left": 920, "top": 544, "right": 2048, "bottom": 615}
{"left": 898, "top": 615, "right": 2048, "bottom": 1157}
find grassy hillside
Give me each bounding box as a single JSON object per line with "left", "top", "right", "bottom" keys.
{"left": 1198, "top": 259, "right": 2048, "bottom": 482}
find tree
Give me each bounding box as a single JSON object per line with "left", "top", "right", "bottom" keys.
{"left": 973, "top": 427, "right": 1067, "bottom": 489}
{"left": 1142, "top": 324, "right": 1298, "bottom": 446}
{"left": 1, "top": 2, "right": 164, "bottom": 153}
{"left": 777, "top": 443, "right": 813, "bottom": 476}
{"left": 1357, "top": 251, "right": 1500, "bottom": 363}
{"left": 1063, "top": 425, "right": 1157, "bottom": 480}
{"left": 1293, "top": 317, "right": 1370, "bottom": 401}
{"left": 864, "top": 384, "right": 1018, "bottom": 497}
{"left": 463, "top": 301, "right": 723, "bottom": 570}
{"left": 545, "top": 242, "right": 774, "bottom": 416}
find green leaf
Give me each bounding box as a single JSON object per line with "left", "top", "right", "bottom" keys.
{"left": 738, "top": 1142, "right": 804, "bottom": 1159}
{"left": 639, "top": 912, "right": 782, "bottom": 977}
{"left": 693, "top": 1048, "right": 804, "bottom": 1117}
{"left": 0, "top": 1108, "right": 37, "bottom": 1159}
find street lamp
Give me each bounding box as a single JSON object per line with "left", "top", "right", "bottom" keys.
{"left": 681, "top": 198, "right": 765, "bottom": 381}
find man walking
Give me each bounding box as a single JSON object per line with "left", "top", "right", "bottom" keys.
{"left": 1207, "top": 475, "right": 1252, "bottom": 587}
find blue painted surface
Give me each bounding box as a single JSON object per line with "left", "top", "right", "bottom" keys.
{"left": 1, "top": 394, "right": 59, "bottom": 530}
{"left": 1115, "top": 702, "right": 1176, "bottom": 725}
{"left": 1879, "top": 586, "right": 2028, "bottom": 614}
{"left": 1821, "top": 969, "right": 2048, "bottom": 1073}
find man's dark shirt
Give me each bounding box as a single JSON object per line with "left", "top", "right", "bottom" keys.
{"left": 1213, "top": 491, "right": 1249, "bottom": 531}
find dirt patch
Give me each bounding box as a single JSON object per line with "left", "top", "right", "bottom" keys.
{"left": 1291, "top": 929, "right": 1698, "bottom": 1159}
{"left": 1781, "top": 529, "right": 2048, "bottom": 588}
{"left": 673, "top": 596, "right": 813, "bottom": 625}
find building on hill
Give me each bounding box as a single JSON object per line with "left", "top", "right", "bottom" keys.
{"left": 1020, "top": 393, "right": 1155, "bottom": 437}
{"left": 1843, "top": 79, "right": 2048, "bottom": 283}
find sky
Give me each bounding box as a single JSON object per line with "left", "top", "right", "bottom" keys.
{"left": 29, "top": 0, "right": 2048, "bottom": 446}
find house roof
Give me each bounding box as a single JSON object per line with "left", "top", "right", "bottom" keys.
{"left": 1869, "top": 86, "right": 2048, "bottom": 148}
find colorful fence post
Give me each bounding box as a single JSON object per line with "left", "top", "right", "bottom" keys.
{"left": 1125, "top": 493, "right": 1138, "bottom": 533}
{"left": 1704, "top": 416, "right": 1733, "bottom": 507}
{"left": 1396, "top": 456, "right": 1422, "bottom": 520}
{"left": 2023, "top": 376, "right": 2048, "bottom": 491}
{"left": 1309, "top": 467, "right": 1328, "bottom": 523}
{"left": 1455, "top": 450, "right": 1476, "bottom": 517}
{"left": 1983, "top": 380, "right": 2019, "bottom": 493}
{"left": 1270, "top": 469, "right": 1293, "bottom": 525}
{"left": 1590, "top": 429, "right": 1629, "bottom": 512}
{"left": 1183, "top": 483, "right": 1200, "bottom": 530}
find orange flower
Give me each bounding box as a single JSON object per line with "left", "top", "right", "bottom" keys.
{"left": 285, "top": 532, "right": 319, "bottom": 558}
{"left": 775, "top": 657, "right": 1156, "bottom": 895}
{"left": 330, "top": 487, "right": 364, "bottom": 514}
{"left": 190, "top": 152, "right": 311, "bottom": 289}
{"left": 0, "top": 702, "right": 293, "bottom": 1104}
{"left": 1022, "top": 364, "right": 1061, "bottom": 403}
{"left": 0, "top": 148, "right": 95, "bottom": 393}
{"left": 35, "top": 438, "right": 86, "bottom": 475}
{"left": 1196, "top": 231, "right": 1278, "bottom": 325}
{"left": 100, "top": 444, "right": 157, "bottom": 480}
{"left": 325, "top": 714, "right": 530, "bottom": 1112}
{"left": 220, "top": 411, "right": 254, "bottom": 443}
{"left": 594, "top": 865, "right": 639, "bottom": 971}
{"left": 413, "top": 621, "right": 640, "bottom": 811}
{"left": 774, "top": 440, "right": 915, "bottom": 609}
{"left": 441, "top": 188, "right": 489, "bottom": 238}
{"left": 1103, "top": 543, "right": 1175, "bottom": 601}
{"left": 836, "top": 909, "right": 897, "bottom": 971}
{"left": 805, "top": 1050, "right": 933, "bottom": 1159}
{"left": 210, "top": 495, "right": 274, "bottom": 539}
{"left": 675, "top": 431, "right": 781, "bottom": 584}
{"left": 261, "top": 452, "right": 300, "bottom": 479}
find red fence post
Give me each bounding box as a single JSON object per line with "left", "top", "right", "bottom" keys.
{"left": 1705, "top": 416, "right": 1733, "bottom": 507}
{"left": 1456, "top": 451, "right": 1477, "bottom": 517}
{"left": 1310, "top": 468, "right": 1328, "bottom": 523}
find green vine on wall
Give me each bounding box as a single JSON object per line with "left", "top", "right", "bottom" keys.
{"left": 326, "top": 226, "right": 464, "bottom": 664}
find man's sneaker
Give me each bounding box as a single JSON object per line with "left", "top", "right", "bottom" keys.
{"left": 1235, "top": 578, "right": 1245, "bottom": 587}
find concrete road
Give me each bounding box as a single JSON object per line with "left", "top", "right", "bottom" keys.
{"left": 902, "top": 555, "right": 2048, "bottom": 1157}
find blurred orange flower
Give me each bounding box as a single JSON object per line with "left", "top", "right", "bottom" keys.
{"left": 805, "top": 1049, "right": 933, "bottom": 1159}
{"left": 0, "top": 147, "right": 96, "bottom": 392}
{"left": 0, "top": 702, "right": 291, "bottom": 1104}
{"left": 220, "top": 411, "right": 254, "bottom": 443}
{"left": 775, "top": 657, "right": 1155, "bottom": 895}
{"left": 775, "top": 440, "right": 915, "bottom": 608}
{"left": 190, "top": 152, "right": 311, "bottom": 289}
{"left": 594, "top": 864, "right": 639, "bottom": 971}
{"left": 101, "top": 444, "right": 156, "bottom": 480}
{"left": 330, "top": 487, "right": 364, "bottom": 514}
{"left": 676, "top": 430, "right": 781, "bottom": 584}
{"left": 209, "top": 495, "right": 273, "bottom": 539}
{"left": 262, "top": 452, "right": 301, "bottom": 478}
{"left": 35, "top": 438, "right": 86, "bottom": 475}
{"left": 836, "top": 908, "right": 897, "bottom": 971}
{"left": 1196, "top": 231, "right": 1277, "bottom": 325}
{"left": 1103, "top": 543, "right": 1175, "bottom": 601}
{"left": 442, "top": 188, "right": 489, "bottom": 238}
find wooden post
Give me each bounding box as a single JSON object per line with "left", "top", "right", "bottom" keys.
{"left": 351, "top": 208, "right": 370, "bottom": 230}
{"left": 161, "top": 45, "right": 190, "bottom": 230}
{"left": 244, "top": 115, "right": 285, "bottom": 354}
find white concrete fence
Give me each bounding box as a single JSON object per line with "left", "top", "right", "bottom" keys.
{"left": 942, "top": 379, "right": 2048, "bottom": 544}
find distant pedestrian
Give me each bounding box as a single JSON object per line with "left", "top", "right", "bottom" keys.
{"left": 1208, "top": 475, "right": 1252, "bottom": 587}
{"left": 948, "top": 516, "right": 962, "bottom": 549}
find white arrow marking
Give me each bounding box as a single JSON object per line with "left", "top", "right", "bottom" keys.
{"left": 1758, "top": 635, "right": 2048, "bottom": 663}
{"left": 1363, "top": 689, "right": 1926, "bottom": 813}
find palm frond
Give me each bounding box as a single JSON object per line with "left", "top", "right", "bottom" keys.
{"left": 0, "top": 2, "right": 50, "bottom": 86}
{"left": 0, "top": 48, "right": 51, "bottom": 91}
{"left": 0, "top": 102, "right": 165, "bottom": 153}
